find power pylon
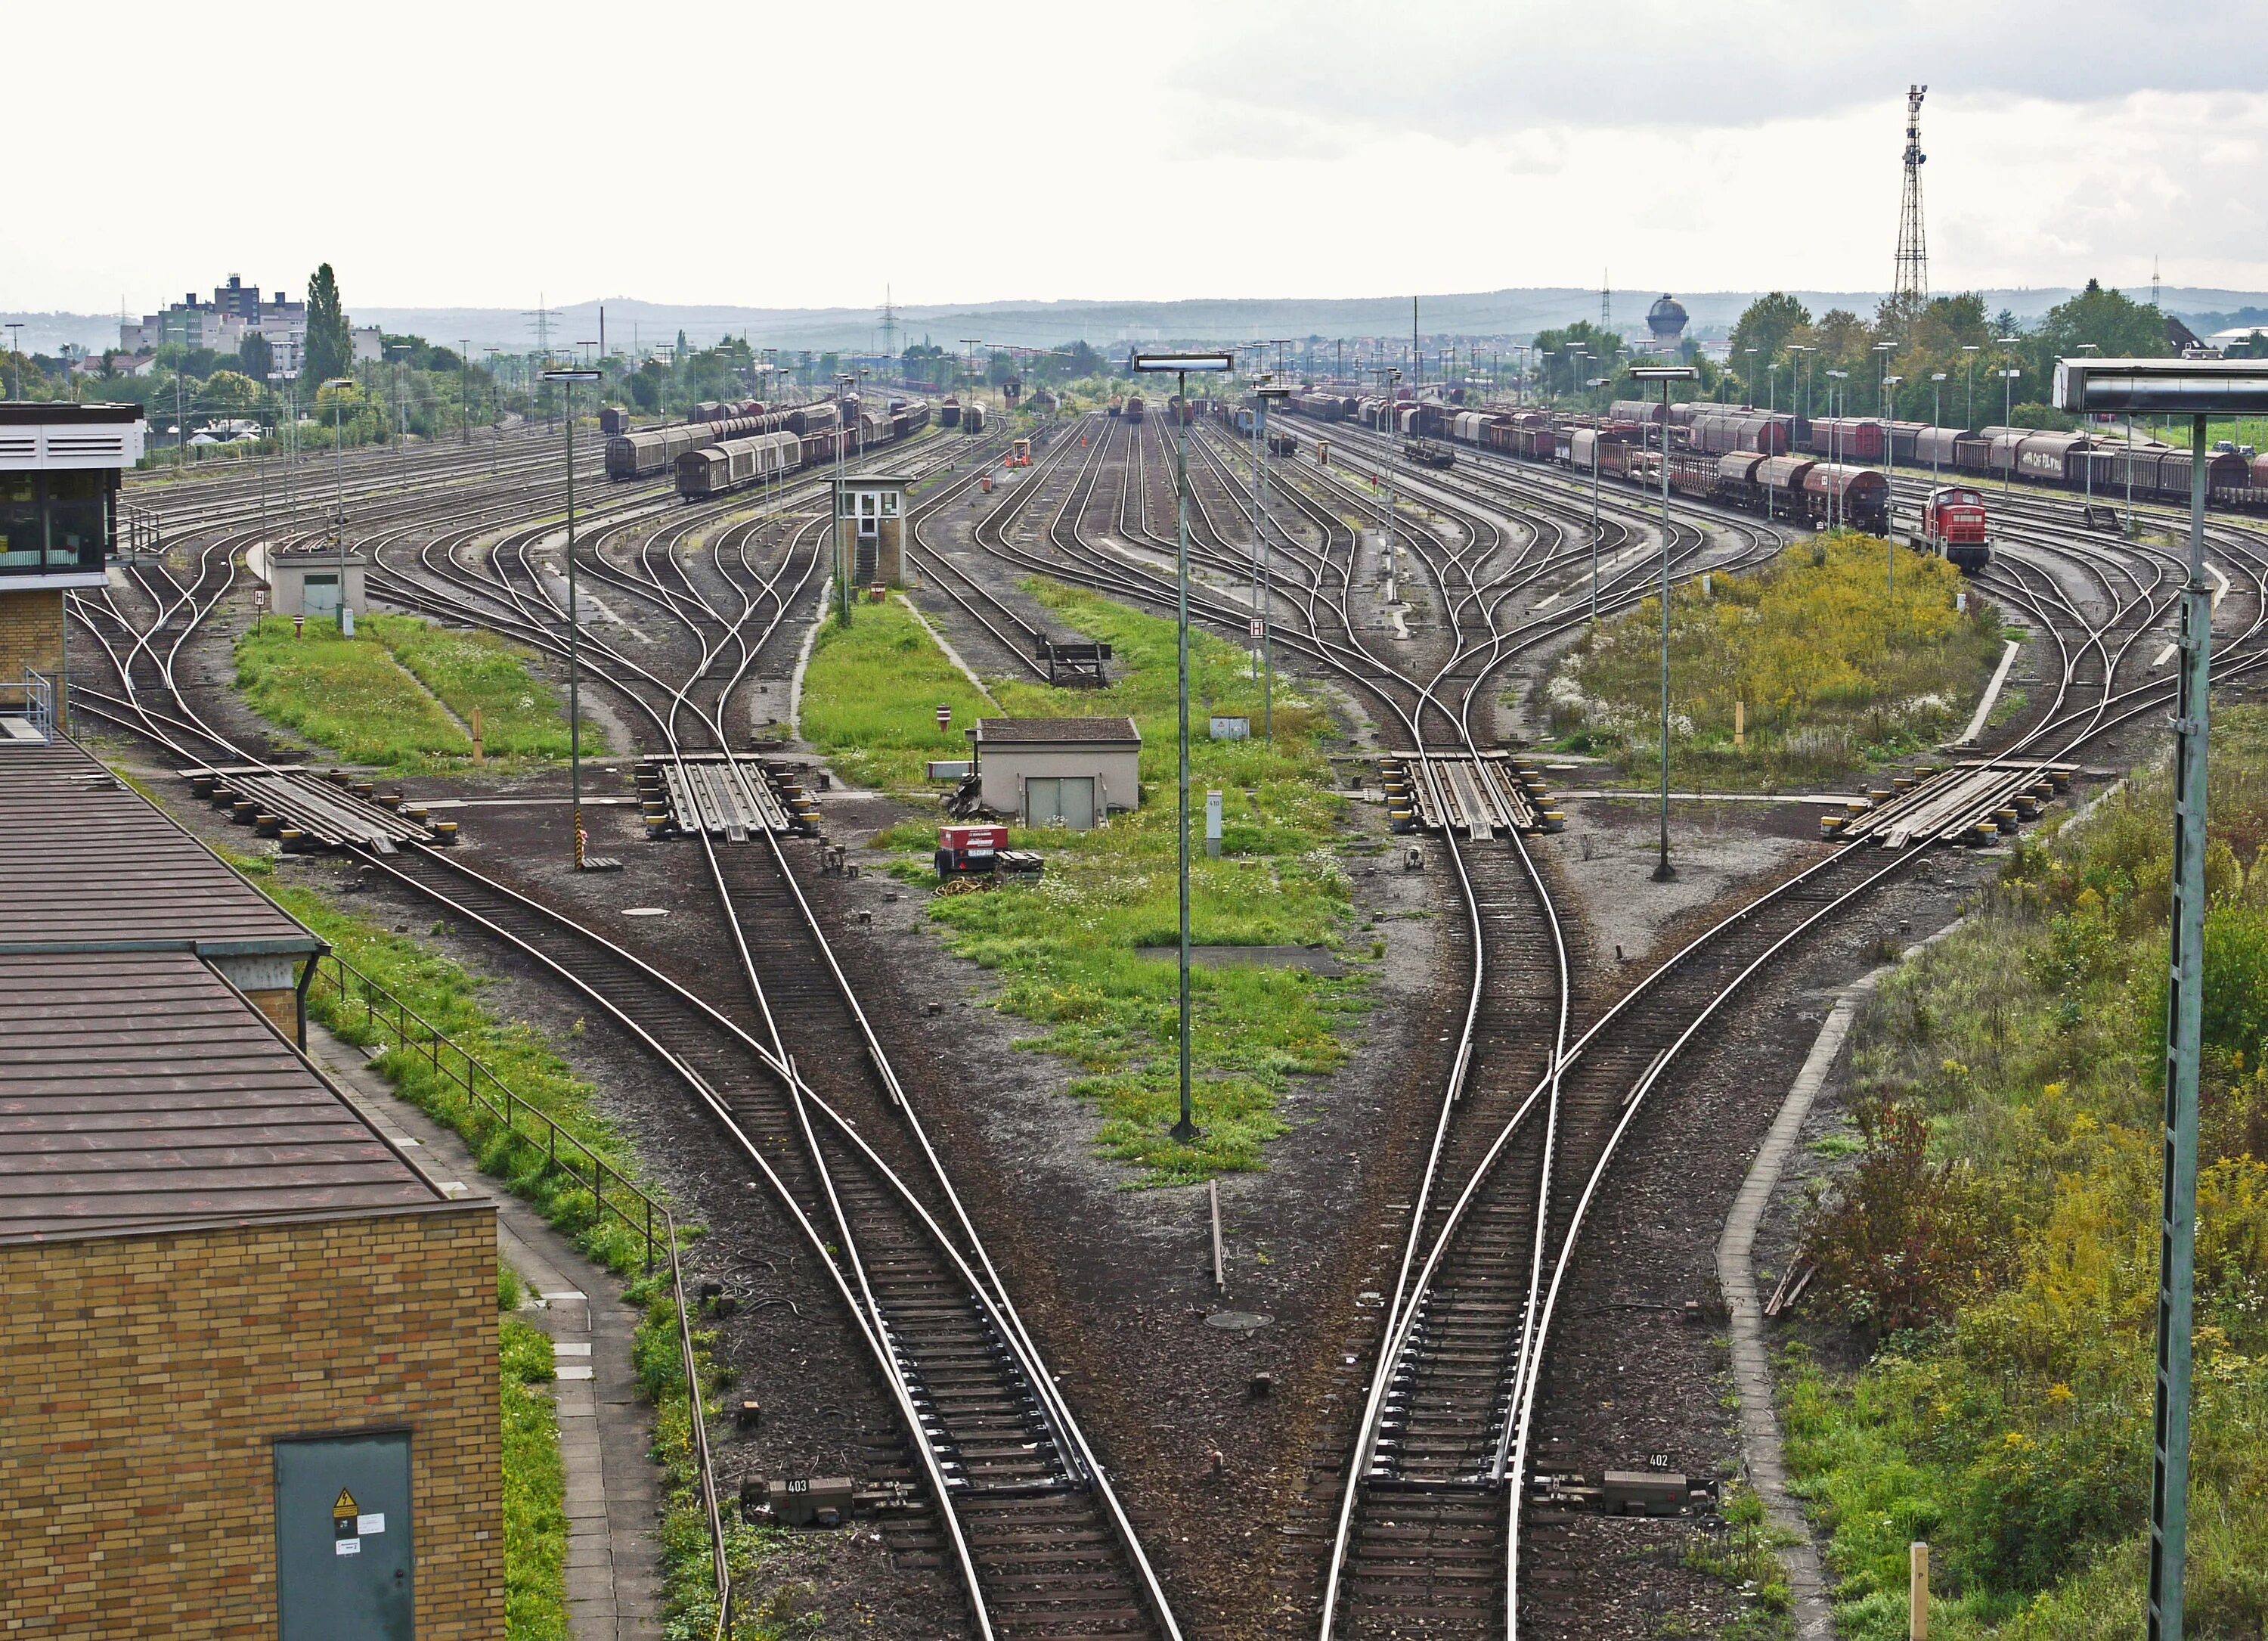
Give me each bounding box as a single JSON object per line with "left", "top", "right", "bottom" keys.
{"left": 1894, "top": 85, "right": 1929, "bottom": 307}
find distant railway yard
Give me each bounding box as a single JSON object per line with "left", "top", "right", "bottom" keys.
{"left": 20, "top": 365, "right": 2268, "bottom": 1641}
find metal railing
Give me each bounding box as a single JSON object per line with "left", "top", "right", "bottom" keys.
{"left": 0, "top": 673, "right": 54, "bottom": 743}
{"left": 303, "top": 949, "right": 733, "bottom": 1630}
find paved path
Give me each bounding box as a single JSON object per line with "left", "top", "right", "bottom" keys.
{"left": 1715, "top": 917, "right": 1966, "bottom": 1641}
{"left": 308, "top": 1023, "right": 663, "bottom": 1640}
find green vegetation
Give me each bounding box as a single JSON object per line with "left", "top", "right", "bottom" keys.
{"left": 1779, "top": 709, "right": 2268, "bottom": 1638}
{"left": 233, "top": 613, "right": 582, "bottom": 771}
{"left": 501, "top": 1314, "right": 569, "bottom": 1640}
{"left": 256, "top": 860, "right": 656, "bottom": 1271}
{"left": 803, "top": 582, "right": 1368, "bottom": 1183}
{"left": 1544, "top": 533, "right": 2006, "bottom": 790}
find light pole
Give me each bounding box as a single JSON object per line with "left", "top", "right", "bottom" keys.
{"left": 1130, "top": 349, "right": 1235, "bottom": 1146}
{"left": 1930, "top": 372, "right": 1948, "bottom": 486}
{"left": 322, "top": 377, "right": 356, "bottom": 636}
{"left": 1585, "top": 374, "right": 1607, "bottom": 620}
{"left": 1630, "top": 364, "right": 1698, "bottom": 883}
{"left": 1882, "top": 375, "right": 1903, "bottom": 634}
{"left": 1963, "top": 343, "right": 1981, "bottom": 430}
{"left": 1254, "top": 377, "right": 1294, "bottom": 742}
{"left": 833, "top": 372, "right": 856, "bottom": 623}
{"left": 2056, "top": 355, "right": 2268, "bottom": 1641}
{"left": 2000, "top": 358, "right": 2022, "bottom": 497}
{"left": 1825, "top": 371, "right": 1848, "bottom": 529}
{"left": 2077, "top": 343, "right": 2101, "bottom": 516}
{"left": 543, "top": 366, "right": 603, "bottom": 868}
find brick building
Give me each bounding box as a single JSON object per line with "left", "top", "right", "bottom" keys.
{"left": 0, "top": 741, "right": 503, "bottom": 1639}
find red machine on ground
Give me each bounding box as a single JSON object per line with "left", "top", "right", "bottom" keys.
{"left": 1892, "top": 484, "right": 1993, "bottom": 572}
{"left": 934, "top": 825, "right": 1043, "bottom": 881}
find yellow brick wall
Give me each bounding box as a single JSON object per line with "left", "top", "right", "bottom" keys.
{"left": 0, "top": 1206, "right": 502, "bottom": 1639}
{"left": 0, "top": 588, "right": 67, "bottom": 729}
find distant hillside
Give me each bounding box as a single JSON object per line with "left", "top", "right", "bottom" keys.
{"left": 19, "top": 284, "right": 2268, "bottom": 360}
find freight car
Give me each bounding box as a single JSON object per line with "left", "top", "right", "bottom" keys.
{"left": 1685, "top": 411, "right": 1789, "bottom": 456}
{"left": 1267, "top": 431, "right": 1297, "bottom": 457}
{"left": 600, "top": 407, "right": 631, "bottom": 436}
{"left": 1405, "top": 438, "right": 1454, "bottom": 470}
{"left": 608, "top": 403, "right": 827, "bottom": 480}
{"left": 1801, "top": 463, "right": 1890, "bottom": 534}
{"left": 672, "top": 400, "right": 930, "bottom": 502}
{"left": 1609, "top": 399, "right": 1668, "bottom": 426}
{"left": 1124, "top": 396, "right": 1145, "bottom": 423}
{"left": 962, "top": 403, "right": 986, "bottom": 435}
{"left": 1802, "top": 417, "right": 1886, "bottom": 463}
{"left": 674, "top": 430, "right": 803, "bottom": 500}
{"left": 940, "top": 397, "right": 961, "bottom": 429}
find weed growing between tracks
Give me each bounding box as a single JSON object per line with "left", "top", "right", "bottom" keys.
{"left": 1543, "top": 533, "right": 2004, "bottom": 792}
{"left": 233, "top": 613, "right": 584, "bottom": 769}
{"left": 1776, "top": 708, "right": 2268, "bottom": 1639}
{"left": 807, "top": 582, "right": 1367, "bottom": 1183}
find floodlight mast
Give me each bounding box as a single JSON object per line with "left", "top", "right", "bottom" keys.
{"left": 2055, "top": 354, "right": 2268, "bottom": 1641}
{"left": 542, "top": 367, "right": 603, "bottom": 867}
{"left": 1628, "top": 364, "right": 1698, "bottom": 882}
{"left": 1129, "top": 349, "right": 1234, "bottom": 1146}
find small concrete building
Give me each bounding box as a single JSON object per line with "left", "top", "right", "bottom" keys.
{"left": 262, "top": 540, "right": 370, "bottom": 621}
{"left": 836, "top": 471, "right": 916, "bottom": 589}
{"left": 968, "top": 716, "right": 1142, "bottom": 829}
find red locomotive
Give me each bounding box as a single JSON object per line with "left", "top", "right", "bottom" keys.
{"left": 1893, "top": 484, "right": 1993, "bottom": 572}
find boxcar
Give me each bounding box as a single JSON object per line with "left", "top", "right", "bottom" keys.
{"left": 675, "top": 430, "right": 803, "bottom": 501}
{"left": 1802, "top": 464, "right": 1890, "bottom": 533}
{"left": 1805, "top": 417, "right": 1885, "bottom": 463}
{"left": 1610, "top": 399, "right": 1668, "bottom": 425}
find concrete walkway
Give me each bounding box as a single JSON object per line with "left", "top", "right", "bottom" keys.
{"left": 308, "top": 1023, "right": 663, "bottom": 1640}
{"left": 1715, "top": 917, "right": 1966, "bottom": 1641}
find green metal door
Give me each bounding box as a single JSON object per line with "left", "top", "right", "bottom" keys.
{"left": 275, "top": 1432, "right": 414, "bottom": 1640}
{"left": 303, "top": 572, "right": 340, "bottom": 619}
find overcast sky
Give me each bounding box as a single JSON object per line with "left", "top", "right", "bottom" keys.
{"left": 18, "top": 1, "right": 2268, "bottom": 316}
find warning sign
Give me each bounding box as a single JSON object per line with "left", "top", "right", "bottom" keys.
{"left": 333, "top": 1489, "right": 359, "bottom": 1544}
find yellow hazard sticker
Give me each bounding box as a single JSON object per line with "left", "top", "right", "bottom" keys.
{"left": 333, "top": 1488, "right": 359, "bottom": 1520}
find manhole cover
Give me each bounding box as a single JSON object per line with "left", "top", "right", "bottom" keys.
{"left": 622, "top": 907, "right": 669, "bottom": 918}
{"left": 1205, "top": 1311, "right": 1274, "bottom": 1332}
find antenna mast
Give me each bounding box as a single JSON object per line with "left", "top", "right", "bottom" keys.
{"left": 1600, "top": 270, "right": 1610, "bottom": 339}
{"left": 2153, "top": 257, "right": 2163, "bottom": 312}
{"left": 1894, "top": 85, "right": 1930, "bottom": 309}
{"left": 880, "top": 285, "right": 899, "bottom": 364}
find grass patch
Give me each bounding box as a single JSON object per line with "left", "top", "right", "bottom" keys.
{"left": 233, "top": 614, "right": 583, "bottom": 771}
{"left": 804, "top": 581, "right": 1365, "bottom": 1183}
{"left": 1541, "top": 532, "right": 2006, "bottom": 791}
{"left": 1777, "top": 707, "right": 2268, "bottom": 1638}
{"left": 265, "top": 860, "right": 660, "bottom": 1272}
{"left": 501, "top": 1314, "right": 569, "bottom": 1640}
{"left": 363, "top": 614, "right": 580, "bottom": 759}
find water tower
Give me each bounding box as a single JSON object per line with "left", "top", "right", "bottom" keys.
{"left": 1646, "top": 294, "right": 1689, "bottom": 349}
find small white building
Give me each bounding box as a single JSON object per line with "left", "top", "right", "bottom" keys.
{"left": 262, "top": 543, "right": 369, "bottom": 621}
{"left": 968, "top": 717, "right": 1142, "bottom": 830}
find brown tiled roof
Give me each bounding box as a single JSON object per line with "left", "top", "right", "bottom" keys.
{"left": 0, "top": 951, "right": 446, "bottom": 1242}
{"left": 974, "top": 717, "right": 1141, "bottom": 745}
{"left": 0, "top": 742, "right": 318, "bottom": 955}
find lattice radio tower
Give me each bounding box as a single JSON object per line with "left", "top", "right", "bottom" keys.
{"left": 1600, "top": 269, "right": 1611, "bottom": 339}
{"left": 1894, "top": 85, "right": 1929, "bottom": 306}
{"left": 879, "top": 285, "right": 899, "bottom": 362}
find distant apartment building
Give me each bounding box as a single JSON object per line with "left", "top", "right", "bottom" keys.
{"left": 120, "top": 275, "right": 308, "bottom": 371}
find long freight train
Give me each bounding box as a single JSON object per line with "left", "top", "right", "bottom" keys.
{"left": 609, "top": 400, "right": 844, "bottom": 482}
{"left": 674, "top": 400, "right": 931, "bottom": 501}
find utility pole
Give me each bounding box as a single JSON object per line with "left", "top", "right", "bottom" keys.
{"left": 460, "top": 339, "right": 472, "bottom": 445}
